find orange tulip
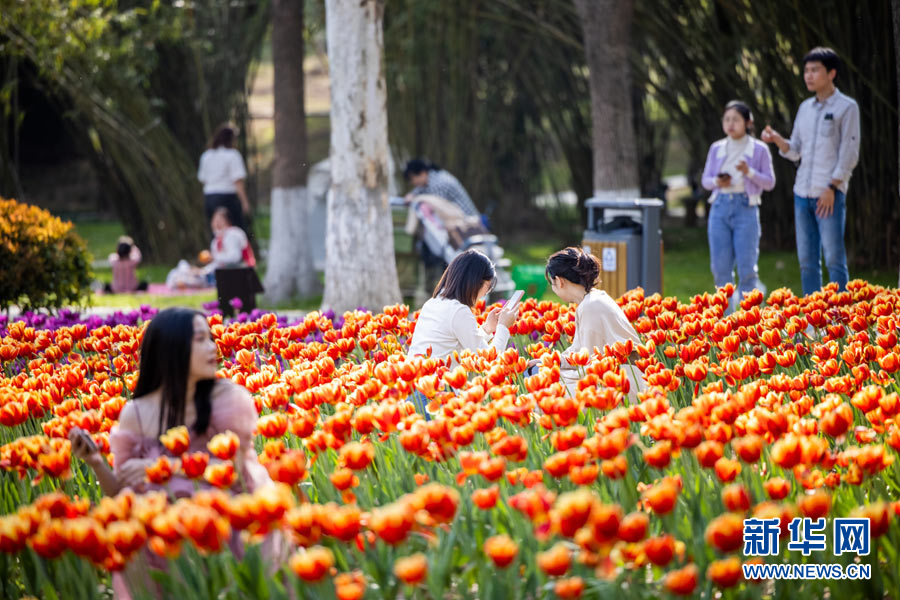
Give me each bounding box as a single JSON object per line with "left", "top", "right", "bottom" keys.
{"left": 257, "top": 413, "right": 289, "bottom": 438}
{"left": 472, "top": 486, "right": 500, "bottom": 510}
{"left": 617, "top": 511, "right": 649, "bottom": 542}
{"left": 705, "top": 513, "right": 744, "bottom": 553}
{"left": 554, "top": 577, "right": 585, "bottom": 598}
{"left": 851, "top": 502, "right": 891, "bottom": 538}
{"left": 644, "top": 534, "right": 676, "bottom": 566}
{"left": 334, "top": 571, "right": 366, "bottom": 600}
{"left": 290, "top": 546, "right": 334, "bottom": 582}
{"left": 145, "top": 456, "right": 176, "bottom": 485}
{"left": 340, "top": 441, "right": 375, "bottom": 470}
{"left": 412, "top": 484, "right": 460, "bottom": 524}
{"left": 203, "top": 462, "right": 236, "bottom": 488}
{"left": 322, "top": 503, "right": 361, "bottom": 542}
{"left": 0, "top": 514, "right": 31, "bottom": 554}
{"left": 62, "top": 517, "right": 106, "bottom": 562}
{"left": 159, "top": 425, "right": 190, "bottom": 456}
{"left": 29, "top": 520, "right": 67, "bottom": 559}
{"left": 484, "top": 534, "right": 518, "bottom": 568}
{"left": 714, "top": 457, "right": 742, "bottom": 483}
{"left": 330, "top": 468, "right": 359, "bottom": 491}
{"left": 266, "top": 449, "right": 308, "bottom": 486}
{"left": 732, "top": 435, "right": 763, "bottom": 463}
{"left": 285, "top": 504, "right": 324, "bottom": 547}
{"left": 721, "top": 484, "right": 751, "bottom": 512}
{"left": 181, "top": 452, "right": 210, "bottom": 479}
{"left": 394, "top": 553, "right": 428, "bottom": 586}
{"left": 537, "top": 542, "right": 571, "bottom": 577}
{"left": 207, "top": 430, "right": 240, "bottom": 461}
{"left": 553, "top": 489, "right": 595, "bottom": 537}
{"left": 708, "top": 556, "right": 743, "bottom": 588}
{"left": 478, "top": 457, "right": 506, "bottom": 482}
{"left": 663, "top": 563, "right": 699, "bottom": 596}
{"left": 764, "top": 477, "right": 791, "bottom": 500}
{"left": 643, "top": 440, "right": 673, "bottom": 469}
{"left": 642, "top": 478, "right": 679, "bottom": 515}
{"left": 180, "top": 504, "right": 231, "bottom": 553}
{"left": 600, "top": 455, "right": 628, "bottom": 480}
{"left": 370, "top": 501, "right": 415, "bottom": 545}
{"left": 694, "top": 440, "right": 724, "bottom": 468}
{"left": 798, "top": 490, "right": 831, "bottom": 520}
{"left": 106, "top": 519, "right": 148, "bottom": 557}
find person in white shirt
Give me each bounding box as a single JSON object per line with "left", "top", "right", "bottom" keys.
{"left": 208, "top": 207, "right": 255, "bottom": 270}
{"left": 537, "top": 247, "right": 646, "bottom": 401}
{"left": 408, "top": 249, "right": 519, "bottom": 361}
{"left": 198, "top": 124, "right": 250, "bottom": 234}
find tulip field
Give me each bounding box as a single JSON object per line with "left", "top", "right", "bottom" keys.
{"left": 2, "top": 282, "right": 900, "bottom": 599}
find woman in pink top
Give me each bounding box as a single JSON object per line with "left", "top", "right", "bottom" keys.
{"left": 105, "top": 236, "right": 148, "bottom": 294}
{"left": 69, "top": 308, "right": 272, "bottom": 597}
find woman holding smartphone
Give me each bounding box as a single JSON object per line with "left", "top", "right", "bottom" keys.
{"left": 408, "top": 249, "right": 520, "bottom": 361}
{"left": 69, "top": 307, "right": 274, "bottom": 598}
{"left": 701, "top": 100, "right": 775, "bottom": 308}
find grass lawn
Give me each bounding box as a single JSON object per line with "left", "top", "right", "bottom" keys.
{"left": 70, "top": 215, "right": 897, "bottom": 312}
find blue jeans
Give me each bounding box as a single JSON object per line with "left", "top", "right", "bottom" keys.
{"left": 794, "top": 192, "right": 848, "bottom": 296}
{"left": 708, "top": 193, "right": 762, "bottom": 302}
{"left": 410, "top": 390, "right": 432, "bottom": 421}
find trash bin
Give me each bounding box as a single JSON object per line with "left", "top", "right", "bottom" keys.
{"left": 581, "top": 198, "right": 663, "bottom": 298}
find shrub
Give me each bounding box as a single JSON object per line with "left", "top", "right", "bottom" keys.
{"left": 0, "top": 197, "right": 92, "bottom": 311}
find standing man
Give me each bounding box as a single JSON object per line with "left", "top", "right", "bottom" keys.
{"left": 762, "top": 47, "right": 860, "bottom": 296}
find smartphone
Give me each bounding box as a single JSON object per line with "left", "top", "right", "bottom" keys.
{"left": 717, "top": 172, "right": 731, "bottom": 178}
{"left": 74, "top": 429, "right": 98, "bottom": 453}
{"left": 507, "top": 289, "right": 524, "bottom": 309}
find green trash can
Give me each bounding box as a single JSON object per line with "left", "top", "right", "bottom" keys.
{"left": 511, "top": 265, "right": 548, "bottom": 299}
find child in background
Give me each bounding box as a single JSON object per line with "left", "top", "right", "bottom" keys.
{"left": 105, "top": 236, "right": 148, "bottom": 294}
{"left": 209, "top": 207, "right": 255, "bottom": 270}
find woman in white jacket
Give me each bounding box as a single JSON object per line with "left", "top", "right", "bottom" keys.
{"left": 408, "top": 249, "right": 519, "bottom": 361}
{"left": 542, "top": 247, "right": 646, "bottom": 401}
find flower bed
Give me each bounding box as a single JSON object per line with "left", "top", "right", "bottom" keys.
{"left": 1, "top": 282, "right": 899, "bottom": 599}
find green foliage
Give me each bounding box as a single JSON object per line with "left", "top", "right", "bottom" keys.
{"left": 0, "top": 198, "right": 92, "bottom": 311}
{"left": 634, "top": 0, "right": 898, "bottom": 266}
{"left": 0, "top": 0, "right": 270, "bottom": 263}
{"left": 383, "top": 0, "right": 592, "bottom": 236}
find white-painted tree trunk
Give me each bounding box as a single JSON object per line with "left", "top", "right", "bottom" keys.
{"left": 264, "top": 0, "right": 320, "bottom": 304}
{"left": 322, "top": 0, "right": 400, "bottom": 313}
{"left": 573, "top": 0, "right": 641, "bottom": 200}
{"left": 266, "top": 186, "right": 320, "bottom": 302}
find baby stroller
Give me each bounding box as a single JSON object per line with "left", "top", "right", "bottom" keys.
{"left": 393, "top": 195, "right": 515, "bottom": 302}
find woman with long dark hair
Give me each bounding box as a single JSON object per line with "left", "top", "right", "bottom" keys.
{"left": 198, "top": 124, "right": 251, "bottom": 234}
{"left": 71, "top": 307, "right": 268, "bottom": 497}
{"left": 408, "top": 249, "right": 519, "bottom": 361}
{"left": 69, "top": 307, "right": 273, "bottom": 598}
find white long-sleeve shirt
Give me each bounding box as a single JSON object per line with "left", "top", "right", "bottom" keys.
{"left": 408, "top": 296, "right": 509, "bottom": 360}
{"left": 780, "top": 88, "right": 860, "bottom": 198}
{"left": 560, "top": 289, "right": 646, "bottom": 400}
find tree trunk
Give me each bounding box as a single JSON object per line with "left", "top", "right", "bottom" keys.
{"left": 265, "top": 0, "right": 321, "bottom": 303}
{"left": 573, "top": 0, "right": 640, "bottom": 200}
{"left": 894, "top": 0, "right": 900, "bottom": 284}
{"left": 322, "top": 0, "right": 400, "bottom": 313}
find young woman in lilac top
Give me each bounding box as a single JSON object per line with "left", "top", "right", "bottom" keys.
{"left": 701, "top": 101, "right": 776, "bottom": 308}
